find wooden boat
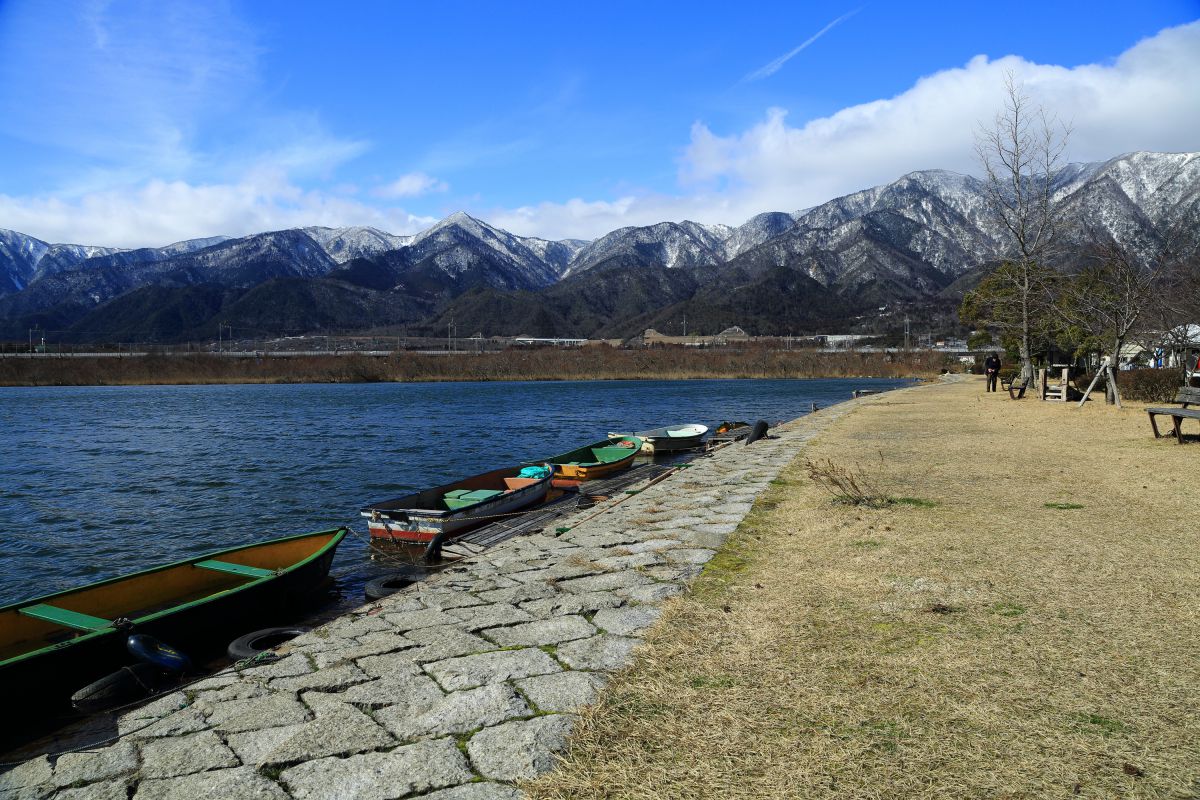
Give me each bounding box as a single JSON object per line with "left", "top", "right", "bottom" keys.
{"left": 545, "top": 435, "right": 643, "bottom": 488}
{"left": 0, "top": 528, "right": 346, "bottom": 727}
{"left": 615, "top": 424, "right": 708, "bottom": 453}
{"left": 362, "top": 465, "right": 554, "bottom": 544}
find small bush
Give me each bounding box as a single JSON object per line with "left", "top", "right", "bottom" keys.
{"left": 1118, "top": 368, "right": 1183, "bottom": 403}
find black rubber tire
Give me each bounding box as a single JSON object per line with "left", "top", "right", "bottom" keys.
{"left": 364, "top": 567, "right": 427, "bottom": 600}
{"left": 71, "top": 663, "right": 165, "bottom": 712}
{"left": 226, "top": 626, "right": 311, "bottom": 661}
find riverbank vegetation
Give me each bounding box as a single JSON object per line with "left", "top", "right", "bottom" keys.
{"left": 527, "top": 378, "right": 1198, "bottom": 798}
{"left": 0, "top": 347, "right": 951, "bottom": 386}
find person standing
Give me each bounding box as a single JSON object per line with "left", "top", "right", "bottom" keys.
{"left": 984, "top": 352, "right": 1001, "bottom": 392}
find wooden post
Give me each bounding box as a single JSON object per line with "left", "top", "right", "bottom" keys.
{"left": 1077, "top": 358, "right": 1109, "bottom": 408}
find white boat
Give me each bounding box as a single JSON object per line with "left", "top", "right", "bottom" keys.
{"left": 610, "top": 424, "right": 709, "bottom": 453}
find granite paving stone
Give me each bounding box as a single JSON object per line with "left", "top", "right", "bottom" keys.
{"left": 52, "top": 741, "right": 139, "bottom": 788}
{"left": 663, "top": 547, "right": 717, "bottom": 565}
{"left": 400, "top": 626, "right": 497, "bottom": 662}
{"left": 642, "top": 563, "right": 704, "bottom": 582}
{"left": 314, "top": 631, "right": 416, "bottom": 666}
{"left": 138, "top": 730, "right": 239, "bottom": 779}
{"left": 203, "top": 691, "right": 312, "bottom": 733}
{"left": 253, "top": 700, "right": 395, "bottom": 765}
{"left": 234, "top": 652, "right": 313, "bottom": 680}
{"left": 466, "top": 715, "right": 576, "bottom": 781}
{"left": 415, "top": 590, "right": 487, "bottom": 610}
{"left": 118, "top": 707, "right": 212, "bottom": 739}
{"left": 424, "top": 648, "right": 562, "bottom": 691}
{"left": 409, "top": 784, "right": 524, "bottom": 800}
{"left": 270, "top": 661, "right": 371, "bottom": 692}
{"left": 477, "top": 582, "right": 558, "bottom": 605}
{"left": 338, "top": 671, "right": 445, "bottom": 709}
{"left": 224, "top": 722, "right": 308, "bottom": 766}
{"left": 519, "top": 591, "right": 624, "bottom": 618}
{"left": 280, "top": 739, "right": 473, "bottom": 800}
{"left": 55, "top": 778, "right": 130, "bottom": 800}
{"left": 481, "top": 615, "right": 596, "bottom": 647}
{"left": 555, "top": 634, "right": 643, "bottom": 671}
{"left": 381, "top": 608, "right": 462, "bottom": 632}
{"left": 375, "top": 682, "right": 531, "bottom": 740}
{"left": 554, "top": 570, "right": 653, "bottom": 594}
{"left": 133, "top": 766, "right": 290, "bottom": 800}
{"left": 617, "top": 538, "right": 682, "bottom": 553}
{"left": 623, "top": 583, "right": 685, "bottom": 603}
{"left": 447, "top": 602, "right": 534, "bottom": 631}
{"left": 592, "top": 552, "right": 662, "bottom": 570}
{"left": 0, "top": 755, "right": 52, "bottom": 800}
{"left": 592, "top": 605, "right": 663, "bottom": 636}
{"left": 515, "top": 670, "right": 606, "bottom": 713}
{"left": 190, "top": 680, "right": 271, "bottom": 704}
{"left": 320, "top": 614, "right": 396, "bottom": 639}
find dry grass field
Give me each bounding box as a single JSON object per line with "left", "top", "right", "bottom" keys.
{"left": 0, "top": 348, "right": 946, "bottom": 386}
{"left": 527, "top": 377, "right": 1199, "bottom": 799}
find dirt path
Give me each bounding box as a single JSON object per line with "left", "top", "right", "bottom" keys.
{"left": 526, "top": 377, "right": 1200, "bottom": 799}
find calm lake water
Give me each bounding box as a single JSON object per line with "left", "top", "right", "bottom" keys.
{"left": 0, "top": 378, "right": 909, "bottom": 606}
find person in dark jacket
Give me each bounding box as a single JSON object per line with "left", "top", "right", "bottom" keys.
{"left": 984, "top": 353, "right": 1001, "bottom": 392}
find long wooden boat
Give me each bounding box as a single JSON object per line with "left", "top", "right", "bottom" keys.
{"left": 615, "top": 424, "right": 708, "bottom": 453}
{"left": 362, "top": 465, "right": 554, "bottom": 544}
{"left": 0, "top": 528, "right": 346, "bottom": 727}
{"left": 545, "top": 435, "right": 643, "bottom": 488}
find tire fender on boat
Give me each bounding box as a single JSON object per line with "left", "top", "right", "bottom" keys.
{"left": 71, "top": 662, "right": 167, "bottom": 712}
{"left": 226, "top": 626, "right": 311, "bottom": 661}
{"left": 127, "top": 634, "right": 192, "bottom": 673}
{"left": 364, "top": 567, "right": 428, "bottom": 600}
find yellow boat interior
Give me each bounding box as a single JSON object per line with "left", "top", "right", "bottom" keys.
{"left": 0, "top": 530, "right": 339, "bottom": 665}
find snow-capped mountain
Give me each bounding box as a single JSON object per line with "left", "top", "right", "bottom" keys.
{"left": 565, "top": 220, "right": 733, "bottom": 277}
{"left": 0, "top": 151, "right": 1195, "bottom": 341}
{"left": 302, "top": 226, "right": 412, "bottom": 263}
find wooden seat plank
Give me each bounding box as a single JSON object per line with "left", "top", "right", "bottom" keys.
{"left": 194, "top": 559, "right": 276, "bottom": 579}
{"left": 20, "top": 603, "right": 112, "bottom": 631}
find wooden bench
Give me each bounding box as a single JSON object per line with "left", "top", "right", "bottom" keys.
{"left": 1004, "top": 377, "right": 1029, "bottom": 399}
{"left": 1146, "top": 385, "right": 1200, "bottom": 444}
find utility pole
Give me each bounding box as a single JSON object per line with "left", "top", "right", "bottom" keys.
{"left": 904, "top": 316, "right": 911, "bottom": 351}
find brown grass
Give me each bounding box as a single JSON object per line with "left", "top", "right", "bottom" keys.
{"left": 0, "top": 348, "right": 948, "bottom": 386}
{"left": 525, "top": 377, "right": 1200, "bottom": 799}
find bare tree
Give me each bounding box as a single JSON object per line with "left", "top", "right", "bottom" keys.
{"left": 974, "top": 73, "right": 1072, "bottom": 387}
{"left": 1057, "top": 232, "right": 1174, "bottom": 405}
{"left": 1140, "top": 251, "right": 1200, "bottom": 380}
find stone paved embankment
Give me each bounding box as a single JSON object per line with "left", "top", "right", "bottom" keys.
{"left": 1, "top": 395, "right": 876, "bottom": 800}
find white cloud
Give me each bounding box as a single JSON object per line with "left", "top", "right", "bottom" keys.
{"left": 493, "top": 20, "right": 1200, "bottom": 240}
{"left": 0, "top": 174, "right": 436, "bottom": 248}
{"left": 372, "top": 172, "right": 449, "bottom": 199}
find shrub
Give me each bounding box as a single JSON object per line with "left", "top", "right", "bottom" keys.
{"left": 1119, "top": 368, "right": 1183, "bottom": 403}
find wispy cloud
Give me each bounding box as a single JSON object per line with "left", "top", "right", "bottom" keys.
{"left": 372, "top": 172, "right": 449, "bottom": 199}
{"left": 742, "top": 8, "right": 860, "bottom": 82}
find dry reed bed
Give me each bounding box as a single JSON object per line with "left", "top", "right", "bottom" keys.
{"left": 0, "top": 349, "right": 947, "bottom": 386}
{"left": 526, "top": 378, "right": 1199, "bottom": 799}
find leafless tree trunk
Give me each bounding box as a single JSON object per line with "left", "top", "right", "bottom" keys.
{"left": 1058, "top": 232, "right": 1172, "bottom": 405}
{"left": 975, "top": 73, "right": 1071, "bottom": 388}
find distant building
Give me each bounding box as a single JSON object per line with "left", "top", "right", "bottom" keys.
{"left": 641, "top": 326, "right": 750, "bottom": 347}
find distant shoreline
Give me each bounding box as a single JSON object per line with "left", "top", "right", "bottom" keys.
{"left": 0, "top": 349, "right": 948, "bottom": 387}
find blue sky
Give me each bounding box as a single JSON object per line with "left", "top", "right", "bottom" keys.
{"left": 0, "top": 0, "right": 1198, "bottom": 246}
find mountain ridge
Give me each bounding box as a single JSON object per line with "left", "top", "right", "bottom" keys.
{"left": 1, "top": 150, "right": 1196, "bottom": 342}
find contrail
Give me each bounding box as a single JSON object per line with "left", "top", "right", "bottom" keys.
{"left": 742, "top": 8, "right": 861, "bottom": 82}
